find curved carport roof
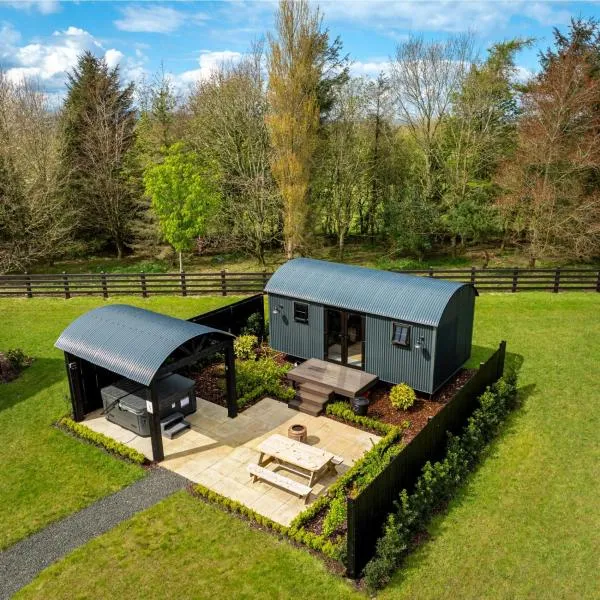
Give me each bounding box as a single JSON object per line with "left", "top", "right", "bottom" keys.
{"left": 55, "top": 304, "right": 232, "bottom": 386}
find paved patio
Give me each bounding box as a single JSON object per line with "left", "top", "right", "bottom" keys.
{"left": 84, "top": 398, "right": 380, "bottom": 526}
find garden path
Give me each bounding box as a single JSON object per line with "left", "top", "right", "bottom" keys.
{"left": 0, "top": 467, "right": 187, "bottom": 600}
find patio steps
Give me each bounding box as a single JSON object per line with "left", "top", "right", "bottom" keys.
{"left": 288, "top": 381, "right": 334, "bottom": 416}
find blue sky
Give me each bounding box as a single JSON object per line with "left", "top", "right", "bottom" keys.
{"left": 1, "top": 0, "right": 600, "bottom": 99}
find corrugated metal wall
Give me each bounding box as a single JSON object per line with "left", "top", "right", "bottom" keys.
{"left": 365, "top": 315, "right": 435, "bottom": 393}
{"left": 433, "top": 286, "right": 476, "bottom": 390}
{"left": 268, "top": 294, "right": 324, "bottom": 360}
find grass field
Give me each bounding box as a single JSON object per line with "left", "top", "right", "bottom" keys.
{"left": 4, "top": 293, "right": 600, "bottom": 599}
{"left": 0, "top": 296, "right": 240, "bottom": 550}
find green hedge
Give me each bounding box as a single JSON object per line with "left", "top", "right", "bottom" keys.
{"left": 236, "top": 356, "right": 295, "bottom": 409}
{"left": 191, "top": 483, "right": 344, "bottom": 560}
{"left": 57, "top": 417, "right": 147, "bottom": 465}
{"left": 363, "top": 371, "right": 519, "bottom": 591}
{"left": 325, "top": 400, "right": 408, "bottom": 436}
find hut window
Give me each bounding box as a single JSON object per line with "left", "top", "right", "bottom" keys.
{"left": 392, "top": 323, "right": 411, "bottom": 347}
{"left": 293, "top": 302, "right": 309, "bottom": 324}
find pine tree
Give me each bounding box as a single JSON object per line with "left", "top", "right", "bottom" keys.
{"left": 60, "top": 51, "right": 137, "bottom": 258}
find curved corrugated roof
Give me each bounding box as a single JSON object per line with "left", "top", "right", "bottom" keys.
{"left": 55, "top": 304, "right": 232, "bottom": 385}
{"left": 265, "top": 258, "right": 474, "bottom": 327}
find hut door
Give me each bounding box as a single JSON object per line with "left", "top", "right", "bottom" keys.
{"left": 325, "top": 309, "right": 364, "bottom": 369}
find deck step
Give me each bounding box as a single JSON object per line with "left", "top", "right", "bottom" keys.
{"left": 288, "top": 397, "right": 322, "bottom": 417}
{"left": 297, "top": 388, "right": 329, "bottom": 406}
{"left": 294, "top": 379, "right": 334, "bottom": 398}
{"left": 160, "top": 412, "right": 190, "bottom": 439}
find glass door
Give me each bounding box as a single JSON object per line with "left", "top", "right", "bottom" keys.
{"left": 346, "top": 312, "right": 364, "bottom": 368}
{"left": 325, "top": 309, "right": 343, "bottom": 363}
{"left": 325, "top": 309, "right": 365, "bottom": 368}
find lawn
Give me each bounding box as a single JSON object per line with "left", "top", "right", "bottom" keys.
{"left": 6, "top": 293, "right": 600, "bottom": 599}
{"left": 0, "top": 295, "right": 240, "bottom": 550}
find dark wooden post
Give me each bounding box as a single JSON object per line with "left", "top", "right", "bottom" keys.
{"left": 470, "top": 266, "right": 476, "bottom": 285}
{"left": 180, "top": 270, "right": 187, "bottom": 296}
{"left": 101, "top": 271, "right": 108, "bottom": 299}
{"left": 224, "top": 340, "right": 237, "bottom": 418}
{"left": 596, "top": 270, "right": 600, "bottom": 293}
{"left": 140, "top": 272, "right": 147, "bottom": 298}
{"left": 25, "top": 272, "right": 32, "bottom": 298}
{"left": 221, "top": 269, "right": 227, "bottom": 296}
{"left": 428, "top": 266, "right": 434, "bottom": 278}
{"left": 346, "top": 497, "right": 357, "bottom": 578}
{"left": 512, "top": 268, "right": 519, "bottom": 293}
{"left": 262, "top": 269, "right": 268, "bottom": 289}
{"left": 149, "top": 380, "right": 164, "bottom": 462}
{"left": 553, "top": 267, "right": 561, "bottom": 293}
{"left": 65, "top": 354, "right": 85, "bottom": 422}
{"left": 62, "top": 271, "right": 70, "bottom": 299}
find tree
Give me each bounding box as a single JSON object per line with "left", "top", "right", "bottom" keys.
{"left": 188, "top": 44, "right": 280, "bottom": 265}
{"left": 496, "top": 19, "right": 600, "bottom": 265}
{"left": 267, "top": 0, "right": 325, "bottom": 258}
{"left": 0, "top": 73, "right": 74, "bottom": 273}
{"left": 314, "top": 78, "right": 369, "bottom": 259}
{"left": 440, "top": 39, "right": 531, "bottom": 250}
{"left": 390, "top": 34, "right": 475, "bottom": 206}
{"left": 60, "top": 51, "right": 136, "bottom": 257}
{"left": 143, "top": 143, "right": 220, "bottom": 272}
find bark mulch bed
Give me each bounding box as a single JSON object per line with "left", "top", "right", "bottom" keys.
{"left": 364, "top": 368, "right": 476, "bottom": 443}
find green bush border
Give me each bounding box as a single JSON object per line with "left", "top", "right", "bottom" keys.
{"left": 325, "top": 400, "right": 408, "bottom": 436}
{"left": 363, "top": 371, "right": 519, "bottom": 591}
{"left": 57, "top": 417, "right": 147, "bottom": 465}
{"left": 191, "top": 483, "right": 345, "bottom": 560}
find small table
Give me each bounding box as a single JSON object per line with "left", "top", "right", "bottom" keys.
{"left": 257, "top": 433, "right": 336, "bottom": 486}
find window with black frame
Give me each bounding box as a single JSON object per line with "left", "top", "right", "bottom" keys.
{"left": 392, "top": 322, "right": 411, "bottom": 347}
{"left": 293, "top": 302, "right": 309, "bottom": 324}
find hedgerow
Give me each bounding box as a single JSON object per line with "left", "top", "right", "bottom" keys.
{"left": 363, "top": 370, "right": 518, "bottom": 591}
{"left": 57, "top": 417, "right": 147, "bottom": 464}
{"left": 325, "top": 400, "right": 407, "bottom": 436}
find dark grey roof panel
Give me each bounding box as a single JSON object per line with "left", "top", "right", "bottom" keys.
{"left": 55, "top": 304, "right": 232, "bottom": 385}
{"left": 265, "top": 258, "right": 473, "bottom": 327}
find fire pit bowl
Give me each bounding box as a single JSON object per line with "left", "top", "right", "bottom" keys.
{"left": 288, "top": 423, "right": 307, "bottom": 443}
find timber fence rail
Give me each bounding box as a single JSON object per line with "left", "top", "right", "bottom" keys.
{"left": 345, "top": 341, "right": 507, "bottom": 578}
{"left": 0, "top": 267, "right": 598, "bottom": 297}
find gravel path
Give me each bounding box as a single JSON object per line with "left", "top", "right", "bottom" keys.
{"left": 0, "top": 468, "right": 188, "bottom": 599}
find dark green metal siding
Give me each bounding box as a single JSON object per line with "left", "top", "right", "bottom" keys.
{"left": 433, "top": 285, "right": 476, "bottom": 391}
{"left": 268, "top": 294, "right": 324, "bottom": 360}
{"left": 365, "top": 315, "right": 435, "bottom": 393}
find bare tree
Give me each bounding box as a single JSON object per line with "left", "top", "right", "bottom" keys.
{"left": 390, "top": 34, "right": 475, "bottom": 201}
{"left": 0, "top": 73, "right": 74, "bottom": 273}
{"left": 188, "top": 44, "right": 280, "bottom": 265}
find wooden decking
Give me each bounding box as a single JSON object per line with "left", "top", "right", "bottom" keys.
{"left": 287, "top": 359, "right": 378, "bottom": 416}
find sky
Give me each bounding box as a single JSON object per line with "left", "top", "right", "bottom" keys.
{"left": 1, "top": 0, "right": 600, "bottom": 101}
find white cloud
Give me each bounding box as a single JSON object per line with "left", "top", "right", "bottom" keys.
{"left": 104, "top": 48, "right": 124, "bottom": 69}
{"left": 513, "top": 64, "right": 535, "bottom": 83}
{"left": 6, "top": 0, "right": 60, "bottom": 15}
{"left": 177, "top": 50, "right": 243, "bottom": 85}
{"left": 0, "top": 22, "right": 21, "bottom": 60}
{"left": 351, "top": 59, "right": 390, "bottom": 79}
{"left": 114, "top": 5, "right": 186, "bottom": 34}
{"left": 321, "top": 1, "right": 573, "bottom": 34}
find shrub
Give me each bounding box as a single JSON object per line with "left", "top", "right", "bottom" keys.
{"left": 363, "top": 372, "right": 518, "bottom": 592}
{"left": 325, "top": 400, "right": 403, "bottom": 436}
{"left": 234, "top": 334, "right": 258, "bottom": 360}
{"left": 241, "top": 312, "right": 265, "bottom": 338}
{"left": 235, "top": 356, "right": 295, "bottom": 408}
{"left": 390, "top": 383, "right": 416, "bottom": 411}
{"left": 58, "top": 417, "right": 147, "bottom": 464}
{"left": 322, "top": 493, "right": 347, "bottom": 537}
{"left": 6, "top": 348, "right": 31, "bottom": 371}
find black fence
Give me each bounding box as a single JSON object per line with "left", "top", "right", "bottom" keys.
{"left": 346, "top": 341, "right": 507, "bottom": 578}
{"left": 188, "top": 294, "right": 265, "bottom": 339}
{"left": 1, "top": 267, "right": 599, "bottom": 298}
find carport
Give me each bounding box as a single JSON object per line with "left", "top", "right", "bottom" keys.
{"left": 55, "top": 304, "right": 236, "bottom": 462}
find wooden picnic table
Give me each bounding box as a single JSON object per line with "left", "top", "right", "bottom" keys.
{"left": 256, "top": 433, "right": 336, "bottom": 486}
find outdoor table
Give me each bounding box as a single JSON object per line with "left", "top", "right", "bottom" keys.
{"left": 256, "top": 433, "right": 336, "bottom": 486}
